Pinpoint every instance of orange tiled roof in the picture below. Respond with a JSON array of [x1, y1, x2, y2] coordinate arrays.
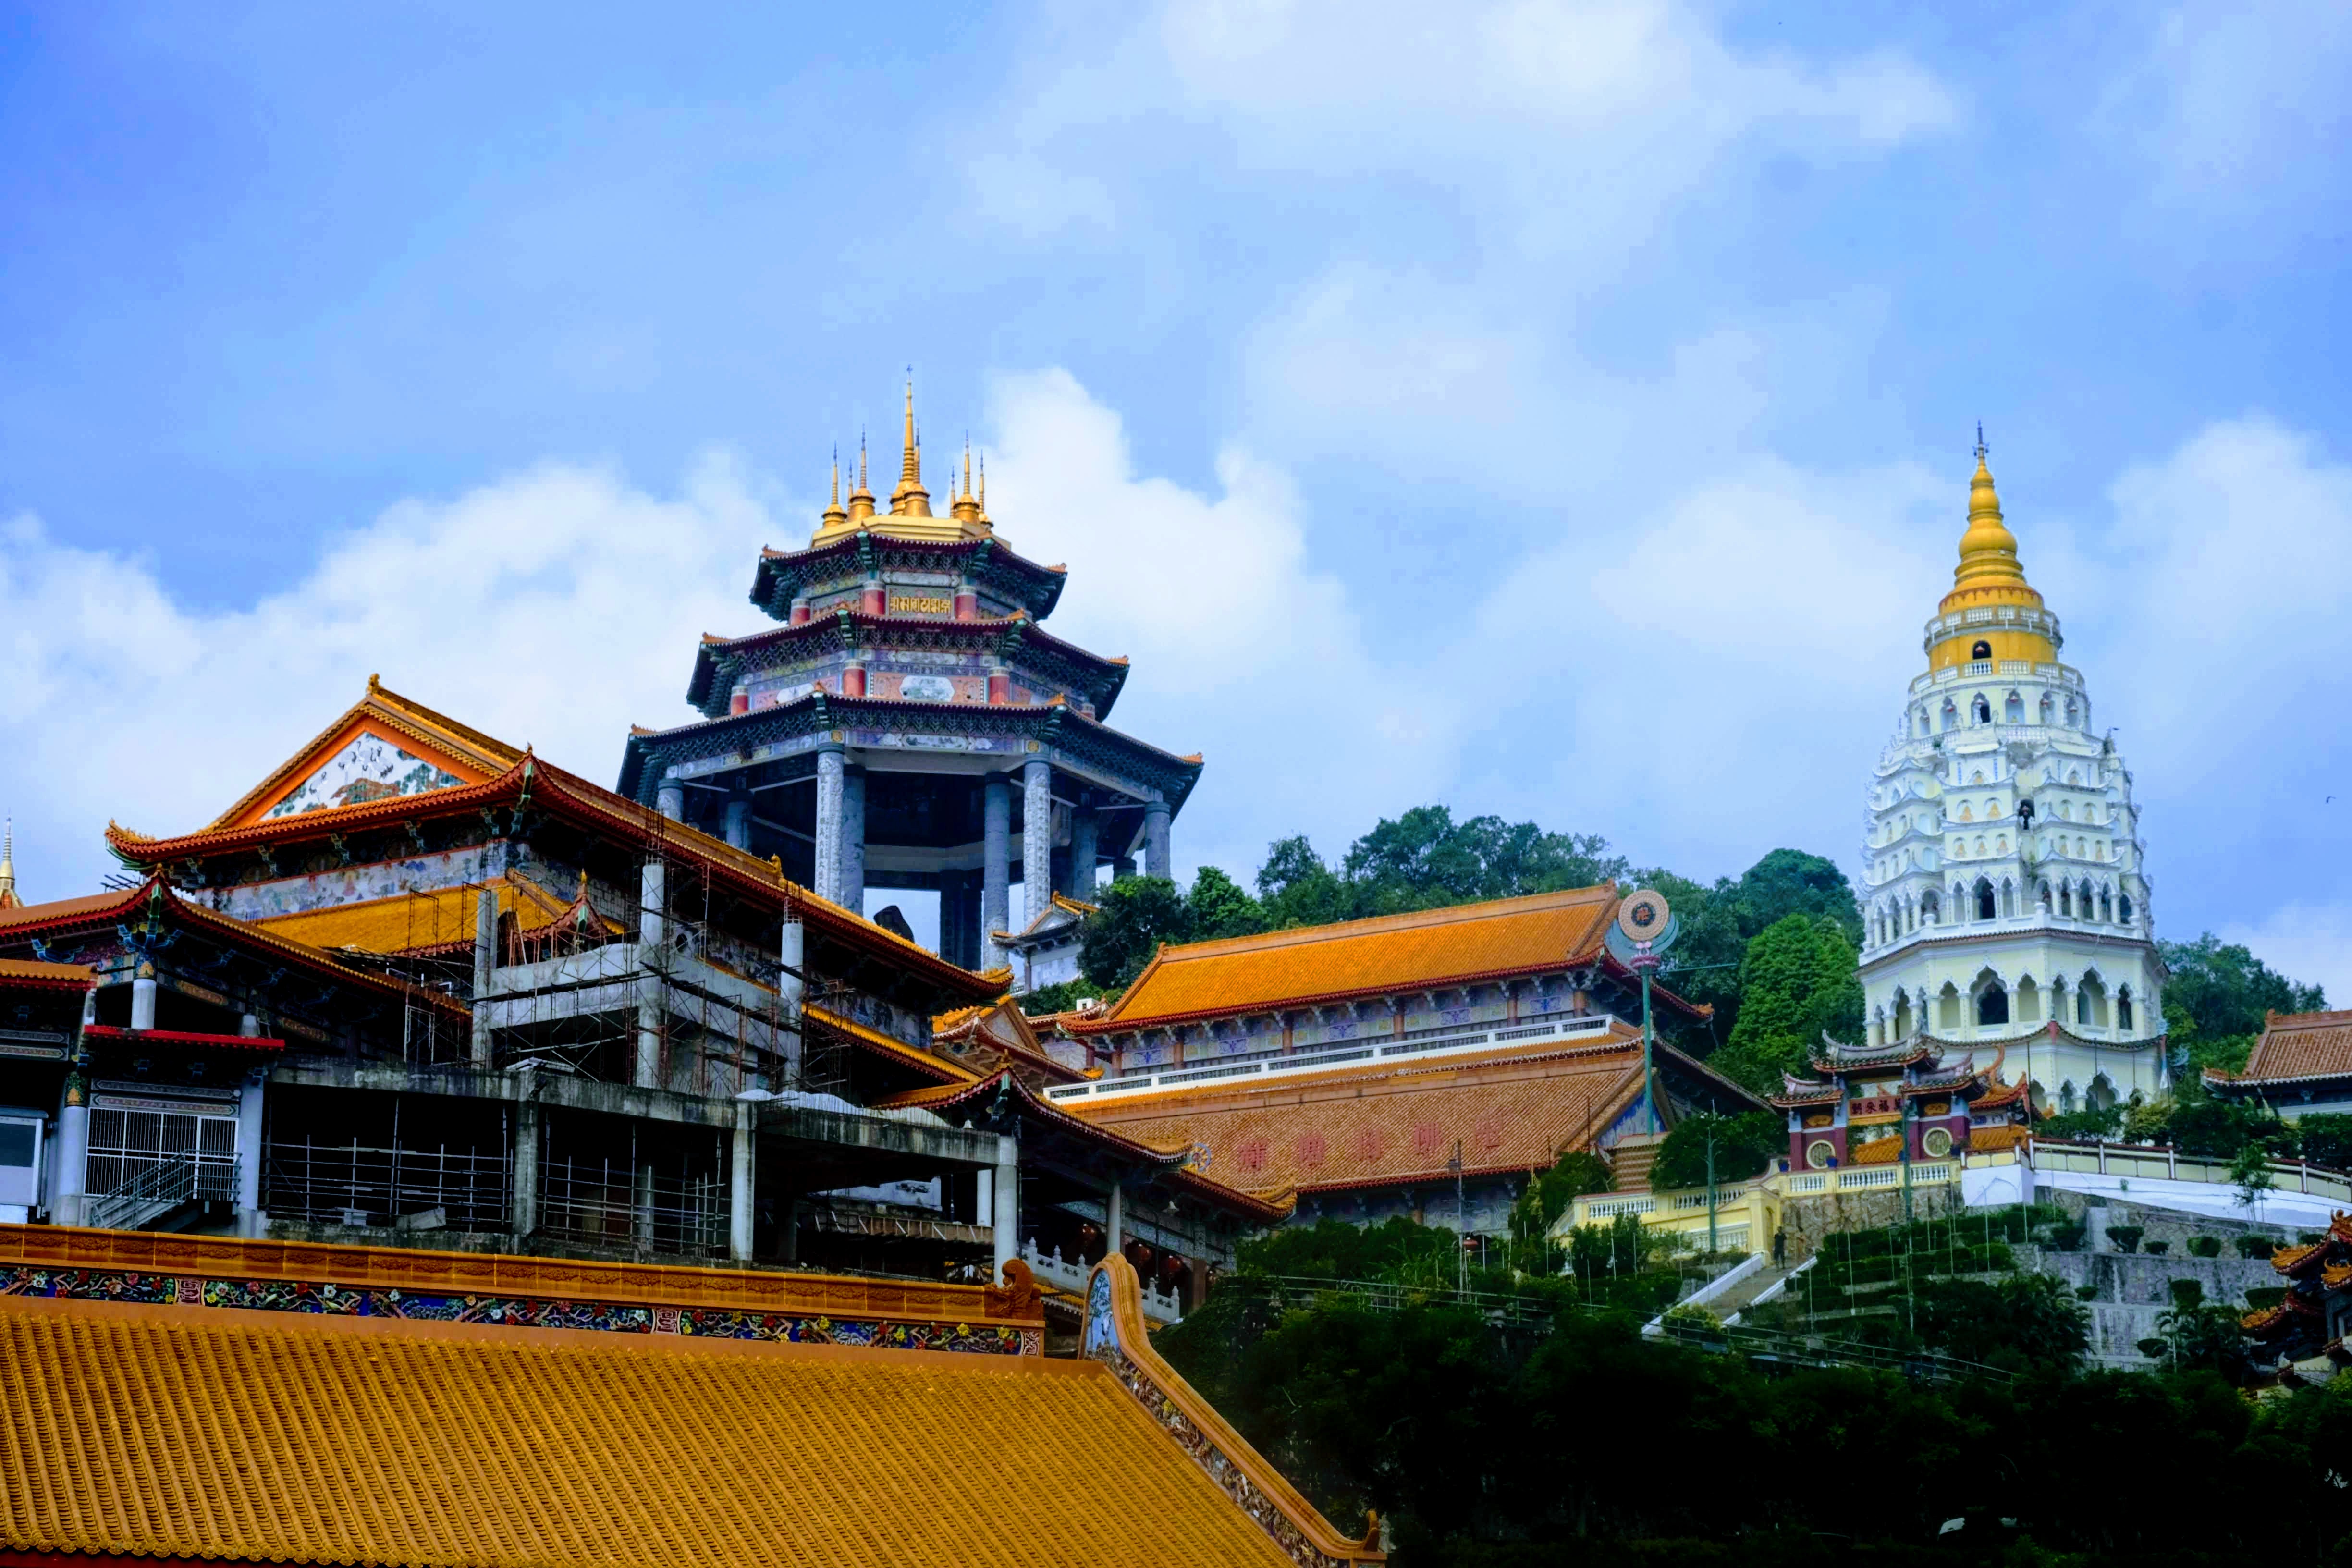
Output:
[[1074, 887, 1629, 1032], [0, 1293, 1296, 1568], [256, 873, 617, 956], [1967, 1124, 2027, 1152], [805, 1004, 978, 1085], [205, 675, 527, 831], [2229, 1008, 2352, 1086], [1067, 1034, 1647, 1195], [0, 956, 94, 989]]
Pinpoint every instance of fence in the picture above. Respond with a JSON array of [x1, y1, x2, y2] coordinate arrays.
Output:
[[265, 1138, 511, 1231], [539, 1155, 725, 1258]]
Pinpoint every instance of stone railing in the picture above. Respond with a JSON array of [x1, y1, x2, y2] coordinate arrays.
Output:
[[1022, 1237, 1183, 1323]]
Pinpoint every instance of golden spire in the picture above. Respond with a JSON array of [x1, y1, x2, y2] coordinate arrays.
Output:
[[846, 432, 875, 521], [0, 815, 18, 910], [821, 445, 847, 528], [978, 453, 987, 521], [951, 436, 982, 523], [889, 378, 931, 517], [1951, 426, 2028, 593]]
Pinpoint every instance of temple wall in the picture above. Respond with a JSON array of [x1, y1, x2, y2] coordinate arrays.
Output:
[[204, 843, 513, 921]]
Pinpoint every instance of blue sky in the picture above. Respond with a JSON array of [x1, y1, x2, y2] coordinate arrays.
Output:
[[3, 1, 2348, 994]]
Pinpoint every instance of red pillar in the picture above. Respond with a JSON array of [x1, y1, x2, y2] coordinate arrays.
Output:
[[861, 580, 886, 616], [843, 664, 867, 698], [789, 597, 810, 626]]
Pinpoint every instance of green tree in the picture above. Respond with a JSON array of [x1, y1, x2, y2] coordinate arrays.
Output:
[[1634, 850, 1864, 1050], [1729, 847, 1864, 946], [1185, 864, 1267, 941], [1649, 1110, 1782, 1191], [1254, 833, 1356, 928], [1707, 914, 1864, 1096], [1076, 875, 1189, 991], [1917, 1272, 2088, 1373], [2160, 931, 2327, 1071]]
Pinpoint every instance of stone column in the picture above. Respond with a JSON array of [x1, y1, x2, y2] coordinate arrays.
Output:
[[729, 1099, 756, 1263], [841, 768, 867, 915], [1068, 803, 1098, 901], [130, 963, 158, 1031], [656, 773, 686, 821], [723, 790, 752, 851], [992, 1132, 1020, 1280], [52, 1072, 88, 1227], [636, 856, 667, 1090], [471, 887, 497, 1067], [1106, 1177, 1124, 1259], [510, 1097, 541, 1239], [1113, 855, 1136, 882], [235, 1071, 266, 1237], [813, 745, 845, 904], [982, 774, 1011, 968], [778, 919, 805, 1087], [1023, 759, 1053, 928], [1143, 800, 1172, 882]]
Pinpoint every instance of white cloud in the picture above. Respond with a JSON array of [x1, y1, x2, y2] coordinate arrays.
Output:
[[0, 458, 760, 901], [2219, 905, 2352, 1014], [2101, 0, 2352, 201]]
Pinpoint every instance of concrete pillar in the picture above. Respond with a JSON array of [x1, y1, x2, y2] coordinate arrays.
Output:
[[1023, 759, 1053, 928], [841, 769, 867, 915], [638, 857, 666, 950], [723, 791, 752, 851], [1144, 800, 1172, 882], [656, 773, 686, 821], [982, 775, 1011, 969], [730, 1100, 756, 1263], [130, 965, 158, 1031], [779, 919, 805, 1087], [235, 1072, 266, 1237], [509, 1095, 542, 1240], [239, 1012, 260, 1038], [1106, 1178, 1124, 1259], [1068, 804, 1098, 901], [52, 1074, 87, 1227], [471, 887, 497, 1067], [813, 745, 845, 904], [992, 1133, 1019, 1280], [635, 977, 664, 1091], [1113, 855, 1136, 882], [634, 1161, 656, 1252]]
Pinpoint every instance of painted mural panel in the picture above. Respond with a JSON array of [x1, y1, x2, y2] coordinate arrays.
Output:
[[266, 732, 464, 819]]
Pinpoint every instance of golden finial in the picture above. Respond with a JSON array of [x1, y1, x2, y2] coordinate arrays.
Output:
[[951, 436, 983, 525], [846, 431, 875, 521], [1952, 426, 2027, 592], [978, 453, 987, 519], [890, 375, 932, 517], [820, 444, 848, 529]]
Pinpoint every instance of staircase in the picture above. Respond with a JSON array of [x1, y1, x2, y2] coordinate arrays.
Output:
[[83, 1156, 236, 1233], [1606, 1135, 1664, 1193]]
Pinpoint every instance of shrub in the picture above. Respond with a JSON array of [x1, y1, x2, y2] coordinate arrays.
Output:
[[2186, 1235, 2222, 1258], [2050, 1222, 2087, 1252], [2245, 1287, 2286, 1311], [2137, 1336, 2169, 1359], [2108, 1225, 2144, 1253], [2144, 1239, 2171, 1255], [2234, 1234, 2278, 1259], [2075, 1285, 2100, 1301]]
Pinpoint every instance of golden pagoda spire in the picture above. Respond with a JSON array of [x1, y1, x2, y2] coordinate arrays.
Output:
[[821, 445, 848, 529], [846, 432, 875, 521], [951, 436, 982, 524], [1951, 425, 2027, 593], [889, 377, 931, 517], [0, 815, 19, 910]]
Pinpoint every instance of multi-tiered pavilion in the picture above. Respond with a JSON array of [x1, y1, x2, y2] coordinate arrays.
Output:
[[619, 388, 1200, 972]]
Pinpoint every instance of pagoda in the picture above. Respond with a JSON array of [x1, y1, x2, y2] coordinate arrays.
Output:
[[619, 384, 1201, 972]]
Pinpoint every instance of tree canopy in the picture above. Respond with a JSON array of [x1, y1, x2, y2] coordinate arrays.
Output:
[[2159, 931, 2327, 1071], [1705, 914, 1865, 1096]]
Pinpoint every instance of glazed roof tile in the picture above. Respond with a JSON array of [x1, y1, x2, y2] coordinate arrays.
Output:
[[0, 1294, 1295, 1568], [1066, 1035, 1648, 1196], [0, 956, 95, 990], [1071, 887, 1666, 1033], [2224, 1009, 2352, 1087]]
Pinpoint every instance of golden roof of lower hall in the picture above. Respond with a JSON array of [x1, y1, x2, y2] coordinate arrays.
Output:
[[1072, 885, 1628, 1032], [2213, 1008, 2352, 1087], [0, 1293, 1295, 1568], [255, 873, 619, 956], [1068, 1030, 1646, 1195]]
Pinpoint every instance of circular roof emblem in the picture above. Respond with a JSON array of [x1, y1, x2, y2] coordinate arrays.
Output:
[[1617, 889, 1671, 943]]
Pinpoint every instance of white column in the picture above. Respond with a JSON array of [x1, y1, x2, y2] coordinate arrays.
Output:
[[982, 774, 1011, 969], [1023, 759, 1054, 928], [471, 886, 497, 1068], [779, 918, 806, 1088], [636, 856, 667, 1090], [723, 791, 752, 850], [510, 1096, 541, 1239], [730, 1099, 756, 1262], [1106, 1178, 1124, 1259], [235, 1072, 266, 1238], [52, 1075, 88, 1227], [656, 773, 686, 821], [992, 1133, 1019, 1280], [813, 746, 845, 904], [1143, 800, 1172, 882], [130, 964, 158, 1031], [841, 768, 867, 914]]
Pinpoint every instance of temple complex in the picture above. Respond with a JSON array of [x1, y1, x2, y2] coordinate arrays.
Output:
[[2205, 1008, 2352, 1120], [0, 677, 1271, 1307], [2245, 1212, 2352, 1367], [1855, 441, 2168, 1112], [618, 388, 1200, 973], [1767, 1038, 2032, 1171], [1039, 888, 1762, 1238]]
